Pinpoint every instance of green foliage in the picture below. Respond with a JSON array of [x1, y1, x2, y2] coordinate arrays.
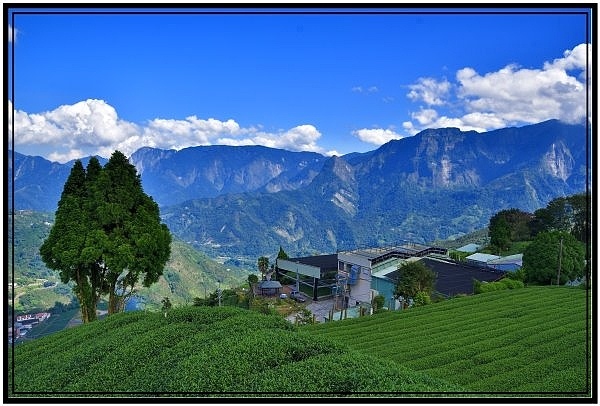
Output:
[[39, 153, 172, 321], [161, 297, 172, 311], [277, 246, 289, 260], [474, 278, 524, 294], [488, 214, 511, 253], [372, 294, 386, 312], [12, 212, 248, 314], [9, 306, 459, 395], [449, 250, 469, 261], [305, 287, 589, 393], [247, 274, 259, 284], [505, 267, 526, 282], [530, 194, 590, 241], [295, 308, 315, 325], [413, 291, 432, 306], [488, 209, 533, 254], [257, 256, 269, 278], [523, 231, 585, 285], [394, 260, 436, 301]]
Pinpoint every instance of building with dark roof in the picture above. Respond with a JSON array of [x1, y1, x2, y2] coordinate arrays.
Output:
[[256, 280, 282, 296], [276, 254, 338, 301], [371, 257, 506, 309]]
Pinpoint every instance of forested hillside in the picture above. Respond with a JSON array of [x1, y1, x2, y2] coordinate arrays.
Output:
[[8, 211, 248, 315]]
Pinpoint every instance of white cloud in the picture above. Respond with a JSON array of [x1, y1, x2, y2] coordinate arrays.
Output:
[[353, 128, 403, 145], [11, 99, 140, 161], [403, 43, 591, 135], [407, 77, 451, 106], [411, 108, 439, 126], [352, 85, 379, 94], [10, 99, 330, 162]]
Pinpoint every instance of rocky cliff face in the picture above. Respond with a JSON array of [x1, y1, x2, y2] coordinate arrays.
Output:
[[128, 145, 326, 206]]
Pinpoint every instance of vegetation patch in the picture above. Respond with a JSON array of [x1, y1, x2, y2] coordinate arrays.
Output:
[[304, 287, 590, 395], [9, 306, 460, 397]]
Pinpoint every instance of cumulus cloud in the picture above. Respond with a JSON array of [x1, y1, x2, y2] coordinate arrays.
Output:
[[403, 43, 590, 135], [407, 77, 451, 106], [353, 128, 404, 145], [10, 99, 331, 162]]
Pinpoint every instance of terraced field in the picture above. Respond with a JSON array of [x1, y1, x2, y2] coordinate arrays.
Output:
[[304, 287, 591, 395]]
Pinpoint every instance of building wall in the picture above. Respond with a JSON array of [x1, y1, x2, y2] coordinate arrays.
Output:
[[371, 277, 398, 310], [338, 258, 372, 307]]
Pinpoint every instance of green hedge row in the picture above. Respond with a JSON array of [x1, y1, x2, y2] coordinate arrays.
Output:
[[473, 278, 524, 294], [9, 306, 459, 396], [305, 287, 589, 393]]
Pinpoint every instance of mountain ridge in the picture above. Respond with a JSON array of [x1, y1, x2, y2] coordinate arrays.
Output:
[[9, 119, 589, 263]]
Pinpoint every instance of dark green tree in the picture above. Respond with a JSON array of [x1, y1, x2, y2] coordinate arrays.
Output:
[[41, 152, 172, 320], [277, 246, 289, 260], [247, 273, 259, 296], [393, 261, 436, 303], [568, 193, 591, 243], [372, 294, 386, 313], [40, 160, 99, 323], [161, 297, 172, 317], [489, 215, 511, 253], [522, 231, 585, 285], [529, 194, 590, 239], [93, 151, 171, 314]]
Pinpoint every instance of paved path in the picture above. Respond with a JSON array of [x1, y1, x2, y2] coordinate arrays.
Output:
[[285, 297, 339, 323]]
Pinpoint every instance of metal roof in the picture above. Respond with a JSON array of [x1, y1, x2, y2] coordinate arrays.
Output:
[[465, 253, 500, 263], [487, 254, 523, 265], [258, 280, 282, 289], [456, 243, 481, 253], [286, 254, 338, 271]]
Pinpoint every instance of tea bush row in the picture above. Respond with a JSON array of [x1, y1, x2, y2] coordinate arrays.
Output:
[[304, 287, 588, 393], [10, 306, 460, 395]]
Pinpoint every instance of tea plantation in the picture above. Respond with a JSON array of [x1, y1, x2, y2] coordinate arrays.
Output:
[[7, 286, 591, 399], [8, 306, 459, 397], [304, 286, 591, 395]]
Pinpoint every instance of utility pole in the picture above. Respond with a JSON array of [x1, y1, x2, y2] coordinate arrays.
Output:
[[557, 236, 563, 286], [217, 278, 222, 307]]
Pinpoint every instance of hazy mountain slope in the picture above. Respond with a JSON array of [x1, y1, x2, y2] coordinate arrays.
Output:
[[8, 210, 248, 314], [8, 153, 108, 212], [9, 119, 589, 262], [162, 120, 588, 259], [129, 145, 326, 206]]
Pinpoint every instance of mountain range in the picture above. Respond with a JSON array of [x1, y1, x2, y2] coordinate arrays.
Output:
[[9, 119, 589, 264]]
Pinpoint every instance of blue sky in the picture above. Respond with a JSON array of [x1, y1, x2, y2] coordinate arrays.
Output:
[[7, 6, 592, 162]]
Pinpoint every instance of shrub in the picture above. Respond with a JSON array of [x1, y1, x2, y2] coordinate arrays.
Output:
[[474, 278, 524, 294], [413, 291, 432, 307]]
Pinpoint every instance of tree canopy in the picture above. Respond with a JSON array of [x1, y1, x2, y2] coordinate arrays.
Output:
[[393, 261, 436, 302], [257, 256, 269, 279], [522, 231, 585, 285], [488, 208, 533, 253], [529, 194, 590, 244], [40, 151, 172, 322]]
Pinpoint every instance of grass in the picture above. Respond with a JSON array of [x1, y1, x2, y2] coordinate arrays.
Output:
[[303, 286, 590, 395]]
